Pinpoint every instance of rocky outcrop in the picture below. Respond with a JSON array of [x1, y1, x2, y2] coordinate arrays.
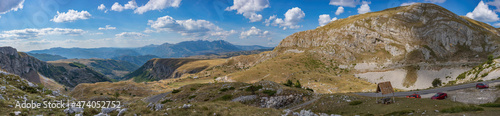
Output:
[[0, 47, 110, 87], [275, 3, 500, 64], [260, 94, 303, 109]]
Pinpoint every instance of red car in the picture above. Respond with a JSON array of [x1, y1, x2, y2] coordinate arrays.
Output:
[[431, 92, 447, 100], [406, 94, 421, 98], [476, 83, 489, 89]]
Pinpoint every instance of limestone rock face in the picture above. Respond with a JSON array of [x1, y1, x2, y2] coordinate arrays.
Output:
[[275, 3, 500, 64]]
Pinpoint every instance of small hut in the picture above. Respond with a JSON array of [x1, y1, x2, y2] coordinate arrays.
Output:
[[376, 81, 395, 104]]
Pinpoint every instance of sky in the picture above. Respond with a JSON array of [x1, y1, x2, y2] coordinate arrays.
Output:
[[0, 0, 498, 51]]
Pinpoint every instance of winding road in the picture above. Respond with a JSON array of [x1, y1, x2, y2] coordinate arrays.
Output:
[[355, 79, 500, 97]]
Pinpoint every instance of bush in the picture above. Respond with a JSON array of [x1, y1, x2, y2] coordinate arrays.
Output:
[[306, 88, 314, 92], [294, 80, 302, 88], [219, 88, 229, 92], [188, 95, 196, 99], [229, 87, 235, 90], [441, 106, 484, 113], [245, 85, 263, 94], [481, 73, 488, 77], [487, 55, 494, 64], [479, 103, 500, 107], [432, 78, 442, 87], [283, 79, 293, 87], [349, 101, 363, 105], [190, 88, 196, 91], [262, 90, 276, 96], [161, 99, 172, 104], [172, 89, 181, 93], [457, 72, 467, 80], [219, 95, 233, 101], [384, 110, 414, 116]]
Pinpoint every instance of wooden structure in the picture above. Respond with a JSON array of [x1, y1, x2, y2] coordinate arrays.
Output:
[[375, 81, 395, 104]]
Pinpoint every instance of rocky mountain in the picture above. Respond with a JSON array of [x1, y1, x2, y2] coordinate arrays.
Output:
[[27, 53, 67, 61], [0, 47, 110, 87], [29, 40, 272, 59]]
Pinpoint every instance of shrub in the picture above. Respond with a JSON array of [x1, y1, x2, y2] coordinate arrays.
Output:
[[441, 106, 484, 113], [172, 89, 181, 93], [479, 103, 500, 107], [294, 80, 302, 88], [487, 55, 494, 64], [219, 88, 229, 92], [457, 72, 467, 80], [349, 101, 363, 105], [219, 95, 233, 101], [284, 79, 293, 87], [306, 88, 314, 92], [481, 73, 488, 77], [245, 85, 263, 94], [432, 78, 442, 87], [384, 110, 414, 116], [188, 95, 196, 99], [229, 87, 235, 90], [263, 90, 276, 96], [161, 99, 172, 104], [190, 88, 196, 91]]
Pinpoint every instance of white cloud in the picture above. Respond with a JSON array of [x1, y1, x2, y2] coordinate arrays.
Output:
[[425, 0, 446, 3], [493, 23, 500, 27], [400, 2, 416, 6], [264, 15, 276, 26], [266, 7, 305, 30], [115, 32, 148, 38], [0, 28, 86, 39], [240, 26, 269, 39], [318, 14, 337, 26], [98, 25, 116, 30], [51, 10, 91, 23], [335, 6, 344, 15], [148, 15, 232, 37], [0, 0, 24, 16], [98, 4, 106, 10], [329, 0, 360, 7], [466, 1, 499, 22], [134, 0, 182, 14], [111, 0, 137, 12], [488, 0, 500, 12], [225, 0, 270, 22], [357, 1, 371, 14], [211, 30, 237, 38]]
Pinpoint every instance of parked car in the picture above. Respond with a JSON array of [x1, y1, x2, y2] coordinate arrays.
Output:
[[431, 92, 447, 100], [476, 83, 489, 89], [406, 94, 421, 98]]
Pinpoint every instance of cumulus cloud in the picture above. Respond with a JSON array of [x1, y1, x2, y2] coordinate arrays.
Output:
[[0, 28, 86, 39], [240, 26, 269, 39], [400, 2, 416, 6], [111, 0, 137, 12], [0, 0, 24, 17], [265, 7, 305, 30], [329, 0, 360, 7], [425, 0, 446, 3], [98, 4, 106, 10], [335, 6, 344, 15], [134, 0, 182, 14], [115, 32, 148, 38], [225, 0, 270, 22], [466, 1, 499, 22], [488, 0, 500, 12], [51, 10, 91, 23], [318, 14, 337, 26], [147, 15, 233, 37], [357, 1, 371, 14], [98, 25, 116, 30]]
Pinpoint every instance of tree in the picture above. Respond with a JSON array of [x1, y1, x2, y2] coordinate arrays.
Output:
[[284, 79, 293, 87], [294, 80, 302, 88], [432, 78, 442, 87], [487, 55, 494, 64]]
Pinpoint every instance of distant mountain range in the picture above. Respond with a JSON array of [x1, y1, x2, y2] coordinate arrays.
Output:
[[28, 40, 272, 59]]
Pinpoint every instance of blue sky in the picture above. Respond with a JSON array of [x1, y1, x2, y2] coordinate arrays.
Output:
[[0, 0, 498, 51]]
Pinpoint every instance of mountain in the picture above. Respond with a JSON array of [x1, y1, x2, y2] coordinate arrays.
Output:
[[27, 53, 67, 61], [28, 40, 273, 59], [123, 58, 202, 82], [111, 55, 159, 66], [0, 47, 111, 87], [48, 59, 139, 80]]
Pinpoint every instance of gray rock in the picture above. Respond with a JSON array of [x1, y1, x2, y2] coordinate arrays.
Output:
[[232, 95, 257, 102], [63, 107, 84, 114], [182, 104, 192, 109], [101, 108, 117, 114], [117, 108, 127, 116], [260, 94, 303, 108], [0, 94, 4, 100]]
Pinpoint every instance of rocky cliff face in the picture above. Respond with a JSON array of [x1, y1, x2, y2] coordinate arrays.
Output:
[[276, 3, 500, 64], [0, 47, 110, 87]]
